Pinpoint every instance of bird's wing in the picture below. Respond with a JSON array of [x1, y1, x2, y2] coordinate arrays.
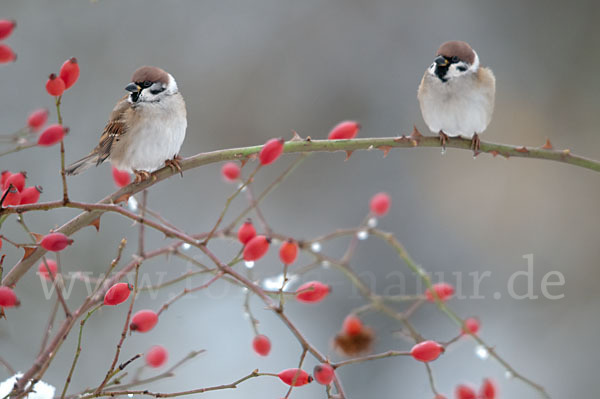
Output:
[[95, 95, 131, 165]]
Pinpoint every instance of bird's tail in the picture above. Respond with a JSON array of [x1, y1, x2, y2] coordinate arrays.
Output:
[[65, 153, 99, 176]]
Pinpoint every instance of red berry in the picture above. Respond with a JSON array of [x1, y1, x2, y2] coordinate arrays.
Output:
[[112, 167, 131, 187], [279, 240, 298, 265], [38, 124, 67, 146], [259, 138, 284, 165], [130, 309, 158, 332], [237, 220, 256, 245], [252, 334, 271, 356], [369, 192, 391, 216], [59, 57, 79, 90], [37, 259, 58, 281], [1, 186, 21, 207], [425, 282, 455, 302], [40, 232, 73, 252], [342, 315, 363, 336], [0, 44, 16, 63], [27, 109, 49, 131], [0, 286, 18, 307], [328, 120, 361, 140], [4, 172, 25, 192], [145, 345, 168, 368], [295, 281, 330, 303], [313, 364, 334, 385], [20, 186, 42, 205], [221, 162, 240, 182], [455, 385, 477, 399], [410, 340, 444, 362], [479, 379, 497, 399], [243, 235, 270, 261], [462, 317, 480, 335], [0, 20, 16, 40], [104, 282, 132, 306], [1, 171, 11, 188], [45, 74, 65, 97], [277, 369, 313, 386]]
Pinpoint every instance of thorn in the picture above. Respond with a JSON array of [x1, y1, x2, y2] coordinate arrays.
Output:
[[240, 158, 248, 168], [114, 193, 130, 204], [290, 130, 302, 141], [377, 145, 392, 158], [515, 146, 529, 153], [542, 138, 553, 150], [409, 125, 423, 140], [30, 233, 44, 243], [490, 150, 499, 157], [345, 150, 353, 161], [89, 217, 101, 232], [22, 246, 36, 260]]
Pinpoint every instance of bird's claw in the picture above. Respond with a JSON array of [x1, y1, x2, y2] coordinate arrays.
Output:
[[165, 156, 183, 177]]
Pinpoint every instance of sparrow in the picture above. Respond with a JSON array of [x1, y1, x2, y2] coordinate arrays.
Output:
[[65, 66, 187, 182], [417, 41, 495, 153]]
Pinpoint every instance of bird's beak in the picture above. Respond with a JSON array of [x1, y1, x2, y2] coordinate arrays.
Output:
[[434, 56, 449, 67], [125, 82, 141, 93]]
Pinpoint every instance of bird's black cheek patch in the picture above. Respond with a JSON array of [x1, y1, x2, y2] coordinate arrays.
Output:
[[130, 92, 140, 102], [435, 65, 449, 82]]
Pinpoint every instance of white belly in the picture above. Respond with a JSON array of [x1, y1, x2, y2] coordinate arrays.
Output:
[[418, 73, 494, 138], [110, 95, 187, 173]]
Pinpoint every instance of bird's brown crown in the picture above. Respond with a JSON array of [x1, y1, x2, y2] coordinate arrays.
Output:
[[131, 66, 169, 85], [436, 41, 475, 64]]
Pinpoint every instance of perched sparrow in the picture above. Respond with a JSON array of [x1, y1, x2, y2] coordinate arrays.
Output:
[[417, 41, 495, 152], [65, 66, 187, 182]]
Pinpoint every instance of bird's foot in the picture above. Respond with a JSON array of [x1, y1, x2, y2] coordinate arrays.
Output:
[[133, 170, 154, 184], [470, 133, 481, 156], [439, 131, 449, 151], [165, 155, 183, 177]]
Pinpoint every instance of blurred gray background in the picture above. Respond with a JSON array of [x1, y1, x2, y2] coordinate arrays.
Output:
[[1, 0, 600, 397]]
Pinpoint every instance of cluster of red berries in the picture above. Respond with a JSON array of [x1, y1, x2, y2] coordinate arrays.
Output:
[[1, 171, 42, 207], [455, 378, 497, 399], [274, 364, 336, 387], [0, 19, 17, 63], [238, 220, 301, 266], [45, 57, 79, 97]]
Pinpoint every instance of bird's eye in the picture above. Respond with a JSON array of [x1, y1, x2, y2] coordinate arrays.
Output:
[[451, 56, 459, 63], [457, 65, 467, 72], [142, 81, 152, 88]]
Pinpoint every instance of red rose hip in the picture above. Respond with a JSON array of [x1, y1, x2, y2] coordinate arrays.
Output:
[[0, 286, 18, 307], [40, 232, 73, 252], [104, 282, 132, 306], [410, 340, 444, 362], [277, 368, 312, 386], [252, 334, 271, 356], [342, 315, 363, 336], [462, 317, 480, 335], [237, 220, 256, 245], [370, 192, 391, 216], [1, 186, 21, 207], [295, 281, 330, 303], [313, 363, 334, 385], [111, 167, 131, 187], [425, 282, 455, 302], [328, 120, 361, 140], [221, 162, 240, 182], [243, 235, 270, 261], [20, 186, 42, 205], [4, 172, 25, 192], [37, 259, 58, 281], [259, 138, 284, 165], [0, 20, 16, 40], [130, 310, 158, 332], [46, 74, 65, 96], [0, 44, 16, 63], [59, 57, 79, 90], [455, 384, 477, 399], [479, 378, 497, 399], [145, 345, 168, 367], [27, 109, 49, 131], [279, 240, 298, 265], [38, 124, 67, 146]]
